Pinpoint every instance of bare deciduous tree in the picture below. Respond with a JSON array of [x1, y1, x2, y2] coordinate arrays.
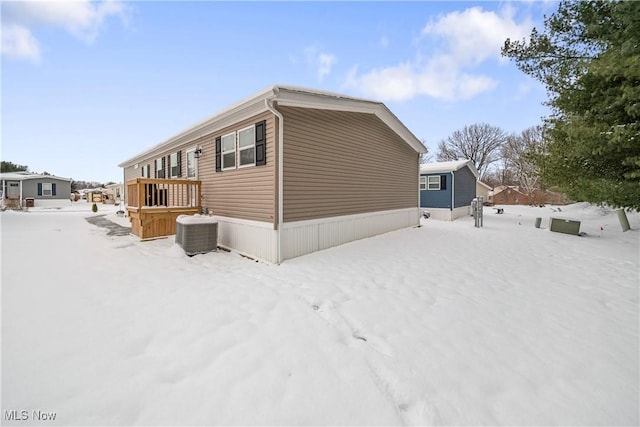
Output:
[[419, 139, 434, 164], [502, 126, 544, 204], [436, 123, 507, 178]]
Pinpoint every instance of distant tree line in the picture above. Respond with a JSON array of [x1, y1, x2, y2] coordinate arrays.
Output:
[[1, 161, 29, 173], [431, 122, 545, 201]]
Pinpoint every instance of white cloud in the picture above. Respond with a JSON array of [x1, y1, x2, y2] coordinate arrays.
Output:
[[1, 24, 41, 62], [305, 47, 337, 82], [1, 0, 128, 61], [317, 53, 336, 82], [343, 6, 532, 102], [422, 5, 531, 65]]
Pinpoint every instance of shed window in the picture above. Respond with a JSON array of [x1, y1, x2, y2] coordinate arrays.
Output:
[[222, 132, 236, 170], [238, 125, 256, 167], [427, 176, 441, 190], [420, 176, 427, 190]]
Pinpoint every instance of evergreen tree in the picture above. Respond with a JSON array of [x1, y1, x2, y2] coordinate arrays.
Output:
[[1, 161, 28, 173], [503, 0, 640, 209]]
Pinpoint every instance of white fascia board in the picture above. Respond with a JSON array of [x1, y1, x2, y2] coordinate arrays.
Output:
[[119, 87, 276, 168], [374, 105, 426, 154], [275, 89, 426, 155], [274, 90, 376, 114], [0, 173, 72, 182]]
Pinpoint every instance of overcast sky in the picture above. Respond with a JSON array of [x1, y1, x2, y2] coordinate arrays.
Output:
[[1, 1, 556, 183]]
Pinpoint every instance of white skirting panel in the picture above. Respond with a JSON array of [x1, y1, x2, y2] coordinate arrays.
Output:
[[214, 216, 278, 263], [452, 205, 471, 220], [422, 205, 471, 221], [33, 199, 72, 208], [282, 207, 419, 261]]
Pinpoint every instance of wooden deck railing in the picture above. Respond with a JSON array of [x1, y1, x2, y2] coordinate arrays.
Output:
[[126, 178, 201, 209], [126, 178, 202, 240]]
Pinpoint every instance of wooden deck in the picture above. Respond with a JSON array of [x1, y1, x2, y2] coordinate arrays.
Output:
[[126, 178, 201, 240]]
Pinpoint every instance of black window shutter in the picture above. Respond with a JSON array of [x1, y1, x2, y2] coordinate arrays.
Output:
[[215, 136, 222, 172], [177, 151, 182, 177], [52, 183, 57, 196], [37, 183, 42, 196], [441, 175, 447, 190], [141, 165, 144, 177], [255, 120, 266, 166]]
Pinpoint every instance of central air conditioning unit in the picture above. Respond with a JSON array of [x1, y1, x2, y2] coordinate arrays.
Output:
[[175, 215, 218, 256]]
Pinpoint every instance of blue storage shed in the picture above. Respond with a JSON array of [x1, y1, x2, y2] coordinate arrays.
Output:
[[420, 160, 479, 221]]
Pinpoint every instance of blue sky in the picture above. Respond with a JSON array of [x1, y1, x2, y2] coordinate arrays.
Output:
[[2, 1, 556, 183]]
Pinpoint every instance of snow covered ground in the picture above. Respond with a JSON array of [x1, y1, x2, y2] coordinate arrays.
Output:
[[2, 202, 638, 426]]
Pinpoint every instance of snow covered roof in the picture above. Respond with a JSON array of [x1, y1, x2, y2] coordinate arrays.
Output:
[[477, 180, 492, 190], [420, 160, 479, 178], [0, 172, 71, 182], [493, 185, 525, 196], [119, 85, 426, 167]]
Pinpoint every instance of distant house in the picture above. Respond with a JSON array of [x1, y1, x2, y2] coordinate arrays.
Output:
[[419, 160, 479, 220], [0, 172, 71, 209], [105, 183, 124, 204], [476, 180, 492, 203], [119, 85, 427, 263], [492, 186, 531, 205], [492, 185, 570, 206]]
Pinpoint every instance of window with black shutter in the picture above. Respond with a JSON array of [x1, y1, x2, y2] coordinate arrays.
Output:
[[255, 120, 266, 166], [215, 136, 222, 172]]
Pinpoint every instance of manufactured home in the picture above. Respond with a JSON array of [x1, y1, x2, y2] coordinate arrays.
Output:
[[0, 172, 71, 209], [118, 85, 427, 263], [419, 160, 479, 221]]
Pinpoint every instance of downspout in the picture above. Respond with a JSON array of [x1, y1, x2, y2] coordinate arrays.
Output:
[[265, 97, 284, 264]]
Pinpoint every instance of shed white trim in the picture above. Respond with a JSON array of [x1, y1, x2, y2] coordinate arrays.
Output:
[[420, 160, 479, 178]]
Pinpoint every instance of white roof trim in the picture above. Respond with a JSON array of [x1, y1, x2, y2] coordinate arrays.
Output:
[[420, 160, 479, 178], [477, 180, 492, 190], [119, 85, 426, 167], [0, 172, 71, 182]]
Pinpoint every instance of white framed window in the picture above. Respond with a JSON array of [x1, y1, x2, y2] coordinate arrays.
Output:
[[186, 148, 197, 179], [141, 164, 150, 178], [221, 132, 236, 170], [42, 183, 52, 196], [169, 152, 180, 178], [427, 176, 441, 190], [238, 125, 256, 167], [155, 158, 165, 178], [419, 176, 427, 191]]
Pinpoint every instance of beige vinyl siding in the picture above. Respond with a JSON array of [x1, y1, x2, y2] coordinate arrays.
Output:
[[123, 164, 139, 185], [198, 111, 277, 225], [281, 106, 419, 222], [123, 142, 197, 183], [122, 112, 276, 225]]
